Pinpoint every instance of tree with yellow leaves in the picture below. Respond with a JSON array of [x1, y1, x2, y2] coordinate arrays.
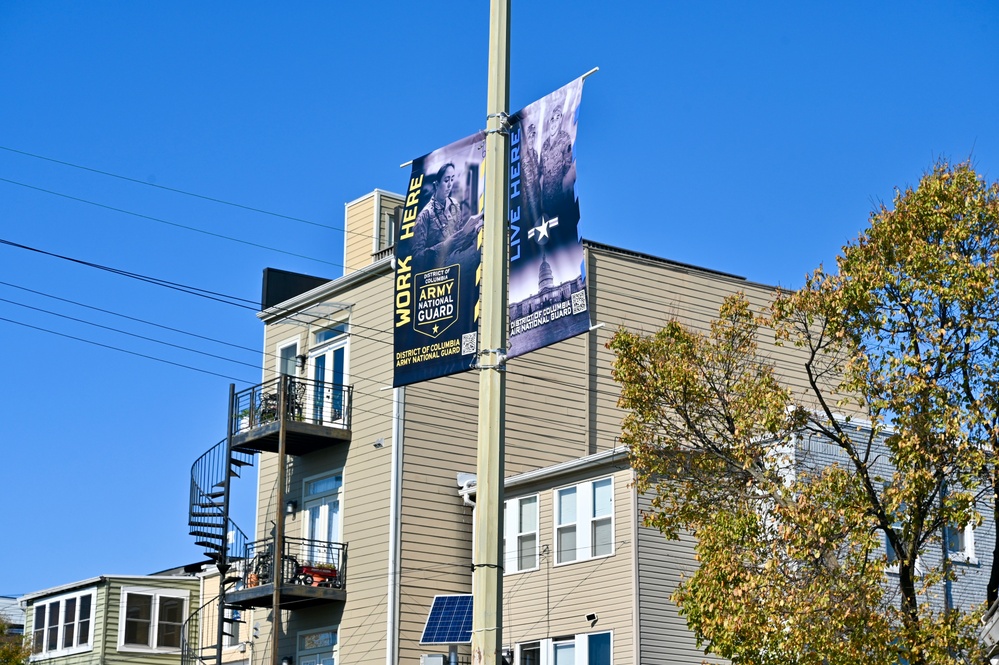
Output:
[[610, 161, 999, 664]]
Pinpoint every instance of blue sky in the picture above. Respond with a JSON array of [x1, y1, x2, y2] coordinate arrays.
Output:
[[1, 1, 997, 596]]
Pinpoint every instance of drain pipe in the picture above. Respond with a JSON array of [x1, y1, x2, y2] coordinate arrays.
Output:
[[386, 386, 405, 665]]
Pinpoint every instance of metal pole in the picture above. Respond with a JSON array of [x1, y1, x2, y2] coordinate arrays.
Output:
[[217, 383, 237, 665], [272, 376, 288, 663], [471, 1, 510, 664]]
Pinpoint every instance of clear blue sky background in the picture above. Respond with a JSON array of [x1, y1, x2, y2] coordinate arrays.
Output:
[[1, 1, 997, 596]]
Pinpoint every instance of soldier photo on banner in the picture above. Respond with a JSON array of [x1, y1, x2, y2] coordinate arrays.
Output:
[[393, 132, 485, 387], [507, 77, 589, 358]]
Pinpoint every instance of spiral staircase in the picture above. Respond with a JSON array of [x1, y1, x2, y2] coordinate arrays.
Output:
[[181, 436, 255, 665]]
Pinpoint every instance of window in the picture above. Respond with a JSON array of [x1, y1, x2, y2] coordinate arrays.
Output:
[[504, 495, 538, 573], [946, 522, 977, 564], [278, 338, 299, 376], [303, 472, 344, 569], [314, 322, 349, 345], [309, 323, 348, 426], [516, 633, 611, 665], [555, 477, 614, 565], [31, 589, 94, 657], [297, 626, 338, 665], [118, 588, 189, 652]]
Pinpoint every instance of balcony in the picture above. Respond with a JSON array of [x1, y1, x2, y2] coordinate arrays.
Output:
[[231, 376, 352, 456], [226, 536, 347, 610]]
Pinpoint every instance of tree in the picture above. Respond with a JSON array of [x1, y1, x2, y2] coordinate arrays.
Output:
[[0, 618, 29, 665], [610, 160, 999, 664]]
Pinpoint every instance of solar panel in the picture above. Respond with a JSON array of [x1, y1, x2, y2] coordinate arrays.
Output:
[[420, 594, 473, 644]]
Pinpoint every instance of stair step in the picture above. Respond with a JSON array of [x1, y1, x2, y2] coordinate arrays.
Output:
[[204, 490, 225, 499], [213, 480, 226, 489], [196, 502, 223, 510], [189, 520, 224, 528], [223, 576, 242, 586], [190, 510, 223, 517], [223, 617, 246, 625], [230, 458, 252, 467], [194, 539, 224, 548], [191, 530, 225, 540]]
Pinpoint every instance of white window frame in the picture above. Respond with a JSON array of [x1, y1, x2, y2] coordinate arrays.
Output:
[[946, 522, 977, 564], [276, 336, 300, 377], [504, 494, 539, 574], [554, 477, 614, 566], [117, 586, 189, 654], [307, 322, 350, 426], [30, 588, 96, 659], [297, 624, 338, 665], [514, 631, 612, 665]]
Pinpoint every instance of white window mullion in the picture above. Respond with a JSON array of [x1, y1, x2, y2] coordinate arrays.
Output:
[[578, 483, 593, 562], [504, 501, 515, 574]]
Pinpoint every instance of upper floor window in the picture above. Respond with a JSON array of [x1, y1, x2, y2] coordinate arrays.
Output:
[[314, 322, 349, 346], [118, 587, 188, 653], [31, 589, 94, 657], [556, 477, 614, 565], [505, 495, 539, 573], [946, 522, 977, 564], [278, 338, 299, 376]]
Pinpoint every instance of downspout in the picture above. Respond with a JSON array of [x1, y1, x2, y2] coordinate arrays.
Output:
[[99, 577, 109, 665], [386, 386, 405, 665]]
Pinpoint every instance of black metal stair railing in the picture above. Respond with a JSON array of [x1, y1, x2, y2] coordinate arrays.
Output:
[[189, 438, 254, 562], [231, 376, 352, 437], [180, 590, 245, 665], [240, 536, 347, 590]]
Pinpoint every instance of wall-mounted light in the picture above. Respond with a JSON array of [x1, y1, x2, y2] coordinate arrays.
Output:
[[296, 354, 307, 370], [285, 500, 298, 514], [585, 612, 598, 626], [281, 657, 294, 665], [373, 438, 384, 449]]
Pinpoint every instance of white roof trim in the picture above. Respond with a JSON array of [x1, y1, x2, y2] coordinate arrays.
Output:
[[459, 446, 629, 498], [344, 188, 404, 208], [258, 257, 393, 323], [19, 575, 197, 603]]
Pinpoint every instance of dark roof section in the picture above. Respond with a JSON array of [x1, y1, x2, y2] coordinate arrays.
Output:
[[262, 268, 332, 310], [584, 239, 746, 282]]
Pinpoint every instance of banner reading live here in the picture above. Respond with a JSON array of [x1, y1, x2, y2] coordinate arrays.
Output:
[[507, 77, 589, 358], [393, 132, 485, 387]]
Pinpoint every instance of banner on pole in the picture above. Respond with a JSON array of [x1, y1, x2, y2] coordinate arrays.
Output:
[[393, 132, 485, 387], [507, 77, 589, 358]]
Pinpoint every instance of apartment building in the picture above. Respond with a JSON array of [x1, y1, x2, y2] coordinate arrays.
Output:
[[186, 187, 993, 664], [183, 187, 827, 665]]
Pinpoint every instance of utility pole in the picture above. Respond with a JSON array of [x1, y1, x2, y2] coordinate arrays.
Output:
[[471, 1, 510, 664]]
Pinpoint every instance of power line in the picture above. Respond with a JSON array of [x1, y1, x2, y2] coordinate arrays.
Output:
[[0, 279, 262, 356], [0, 295, 263, 371], [0, 177, 345, 269], [0, 237, 394, 345], [0, 237, 257, 307], [0, 144, 377, 241], [0, 315, 253, 383]]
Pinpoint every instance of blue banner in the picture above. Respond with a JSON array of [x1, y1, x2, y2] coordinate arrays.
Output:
[[393, 133, 485, 387], [507, 77, 589, 358]]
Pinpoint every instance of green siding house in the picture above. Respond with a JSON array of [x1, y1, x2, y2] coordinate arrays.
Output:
[[20, 573, 199, 665]]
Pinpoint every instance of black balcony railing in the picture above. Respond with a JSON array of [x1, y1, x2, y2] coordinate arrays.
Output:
[[241, 536, 347, 591], [232, 376, 352, 436]]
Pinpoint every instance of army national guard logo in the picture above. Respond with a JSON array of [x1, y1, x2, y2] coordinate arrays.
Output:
[[413, 265, 459, 338]]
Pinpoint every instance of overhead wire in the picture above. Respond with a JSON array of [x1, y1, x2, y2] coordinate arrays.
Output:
[[0, 315, 252, 383], [0, 177, 345, 269], [0, 144, 375, 241], [0, 295, 263, 371]]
